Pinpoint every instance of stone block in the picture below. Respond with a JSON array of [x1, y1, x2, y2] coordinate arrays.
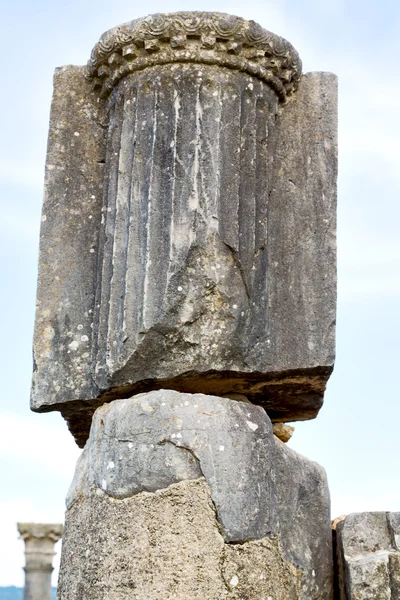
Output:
[[67, 390, 275, 543], [274, 438, 333, 599], [335, 512, 400, 599], [61, 389, 333, 599], [31, 13, 337, 447]]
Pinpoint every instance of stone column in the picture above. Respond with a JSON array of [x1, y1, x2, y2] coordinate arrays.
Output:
[[30, 10, 338, 600], [31, 11, 337, 448], [17, 523, 63, 600]]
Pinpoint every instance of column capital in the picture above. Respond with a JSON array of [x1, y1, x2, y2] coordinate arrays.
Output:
[[18, 523, 62, 599], [87, 11, 302, 101], [17, 523, 63, 543], [18, 523, 63, 573]]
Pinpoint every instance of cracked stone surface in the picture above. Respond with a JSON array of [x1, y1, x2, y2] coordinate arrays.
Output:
[[63, 390, 333, 599], [67, 390, 275, 543], [335, 512, 400, 599], [31, 25, 337, 447]]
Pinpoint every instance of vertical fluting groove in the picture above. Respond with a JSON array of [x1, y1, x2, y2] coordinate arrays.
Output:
[[214, 79, 222, 234], [210, 78, 222, 231], [122, 84, 139, 343], [91, 97, 116, 369], [124, 80, 156, 349], [95, 90, 125, 373], [254, 92, 269, 253], [248, 91, 272, 344], [142, 85, 158, 328], [238, 83, 257, 292], [218, 80, 241, 252], [147, 77, 176, 325], [198, 77, 222, 230], [167, 85, 180, 286], [192, 80, 201, 220], [166, 72, 198, 287], [105, 90, 126, 368], [235, 85, 242, 259], [108, 87, 138, 367]]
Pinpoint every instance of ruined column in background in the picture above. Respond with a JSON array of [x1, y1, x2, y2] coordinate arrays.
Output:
[[31, 11, 338, 600], [31, 12, 337, 448], [17, 523, 63, 600]]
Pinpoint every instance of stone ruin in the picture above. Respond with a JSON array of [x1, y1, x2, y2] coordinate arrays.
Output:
[[17, 523, 63, 600], [29, 10, 399, 599]]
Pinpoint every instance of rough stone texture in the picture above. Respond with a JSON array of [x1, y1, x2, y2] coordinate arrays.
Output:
[[31, 64, 106, 423], [31, 12, 337, 448], [60, 390, 333, 599], [274, 438, 333, 599], [273, 422, 294, 442], [17, 523, 63, 600], [67, 390, 275, 542], [59, 479, 302, 600], [335, 512, 400, 599]]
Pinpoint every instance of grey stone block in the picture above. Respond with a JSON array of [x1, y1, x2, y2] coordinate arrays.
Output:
[[31, 65, 106, 420], [31, 13, 337, 448], [65, 389, 333, 598], [274, 438, 333, 599], [335, 512, 400, 599], [68, 390, 275, 543]]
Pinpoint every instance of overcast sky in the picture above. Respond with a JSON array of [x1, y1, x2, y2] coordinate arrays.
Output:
[[1, 0, 399, 588]]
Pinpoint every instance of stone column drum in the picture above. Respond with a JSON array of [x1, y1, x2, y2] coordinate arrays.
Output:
[[17, 523, 63, 600], [58, 391, 334, 600], [31, 11, 337, 447]]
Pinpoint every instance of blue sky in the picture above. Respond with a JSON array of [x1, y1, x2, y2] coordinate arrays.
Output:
[[1, 0, 399, 587]]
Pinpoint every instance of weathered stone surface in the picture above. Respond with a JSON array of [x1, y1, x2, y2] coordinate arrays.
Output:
[[62, 390, 333, 599], [31, 12, 337, 448], [68, 390, 275, 542], [274, 438, 333, 599], [59, 478, 303, 600], [31, 64, 106, 426], [87, 12, 302, 101], [335, 512, 400, 599], [273, 422, 294, 442], [222, 537, 301, 599], [18, 523, 63, 600]]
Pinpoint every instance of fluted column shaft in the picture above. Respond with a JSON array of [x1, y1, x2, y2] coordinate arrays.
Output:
[[93, 64, 278, 389]]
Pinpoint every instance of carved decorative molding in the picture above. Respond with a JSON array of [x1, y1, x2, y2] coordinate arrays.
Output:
[[87, 12, 302, 101], [17, 523, 64, 542]]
